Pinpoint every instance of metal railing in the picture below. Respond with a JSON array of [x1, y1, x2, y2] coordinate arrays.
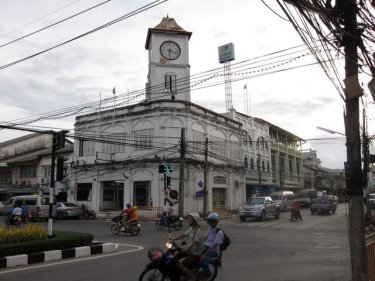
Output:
[[367, 232, 375, 281], [136, 206, 163, 221]]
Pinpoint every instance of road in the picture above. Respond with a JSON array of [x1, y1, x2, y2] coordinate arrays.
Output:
[[0, 204, 351, 281]]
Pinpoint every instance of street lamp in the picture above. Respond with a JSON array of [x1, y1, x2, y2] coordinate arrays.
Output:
[[317, 126, 346, 136]]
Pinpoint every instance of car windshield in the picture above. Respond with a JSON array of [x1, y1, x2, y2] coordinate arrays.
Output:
[[63, 203, 77, 207], [297, 193, 309, 198], [247, 198, 265, 205], [315, 197, 329, 204], [271, 195, 282, 201]]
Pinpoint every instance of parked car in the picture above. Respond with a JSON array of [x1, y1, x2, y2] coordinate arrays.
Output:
[[1, 195, 57, 220], [369, 194, 375, 209], [56, 202, 81, 219], [239, 196, 280, 222], [310, 196, 337, 215]]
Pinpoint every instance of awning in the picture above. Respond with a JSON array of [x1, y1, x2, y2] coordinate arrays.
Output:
[[6, 187, 37, 194], [2, 148, 51, 164]]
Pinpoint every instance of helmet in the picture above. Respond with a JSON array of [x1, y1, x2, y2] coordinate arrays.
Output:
[[126, 203, 132, 208], [132, 206, 138, 211], [207, 212, 219, 222], [188, 212, 201, 224]]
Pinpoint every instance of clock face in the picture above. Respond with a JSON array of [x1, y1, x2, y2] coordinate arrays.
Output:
[[160, 41, 181, 60]]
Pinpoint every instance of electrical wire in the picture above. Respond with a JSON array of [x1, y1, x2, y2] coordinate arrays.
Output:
[[0, 0, 168, 71]]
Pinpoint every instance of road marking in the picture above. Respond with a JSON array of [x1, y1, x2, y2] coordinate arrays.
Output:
[[0, 243, 144, 275]]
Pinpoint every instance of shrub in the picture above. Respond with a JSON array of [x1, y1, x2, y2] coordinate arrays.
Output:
[[0, 227, 94, 257], [0, 224, 47, 244]]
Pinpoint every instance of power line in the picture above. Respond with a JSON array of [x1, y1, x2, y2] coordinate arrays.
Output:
[[0, 0, 112, 49], [0, 0, 167, 71]]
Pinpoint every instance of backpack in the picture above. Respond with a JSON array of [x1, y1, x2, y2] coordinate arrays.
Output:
[[216, 228, 230, 252]]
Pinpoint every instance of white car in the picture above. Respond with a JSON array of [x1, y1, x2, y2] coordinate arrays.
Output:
[[369, 194, 375, 209]]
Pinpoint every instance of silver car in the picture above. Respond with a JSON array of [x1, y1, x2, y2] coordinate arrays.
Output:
[[56, 202, 81, 219]]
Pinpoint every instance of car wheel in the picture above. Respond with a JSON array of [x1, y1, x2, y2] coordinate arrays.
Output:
[[58, 212, 64, 220], [240, 216, 246, 222], [311, 210, 315, 215]]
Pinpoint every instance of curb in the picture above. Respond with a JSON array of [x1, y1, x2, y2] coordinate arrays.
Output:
[[0, 242, 117, 269]]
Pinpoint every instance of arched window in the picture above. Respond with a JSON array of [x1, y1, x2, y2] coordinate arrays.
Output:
[[250, 158, 254, 169], [244, 157, 248, 168]]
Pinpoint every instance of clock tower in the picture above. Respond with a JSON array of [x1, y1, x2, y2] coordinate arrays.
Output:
[[145, 16, 192, 102]]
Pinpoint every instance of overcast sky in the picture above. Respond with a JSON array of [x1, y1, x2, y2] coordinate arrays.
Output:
[[0, 0, 373, 169]]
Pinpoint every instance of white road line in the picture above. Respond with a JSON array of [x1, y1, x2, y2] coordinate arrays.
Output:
[[0, 243, 144, 275]]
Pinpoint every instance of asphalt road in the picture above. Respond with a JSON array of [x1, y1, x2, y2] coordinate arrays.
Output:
[[0, 204, 351, 281]]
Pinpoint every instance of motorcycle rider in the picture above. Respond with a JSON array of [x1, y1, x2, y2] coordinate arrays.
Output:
[[6, 204, 23, 225], [201, 212, 224, 280], [120, 202, 133, 227], [290, 200, 303, 221], [170, 212, 205, 281], [162, 202, 176, 225]]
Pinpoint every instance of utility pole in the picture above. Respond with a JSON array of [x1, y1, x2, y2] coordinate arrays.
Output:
[[48, 132, 57, 237], [178, 128, 185, 217], [203, 137, 208, 219], [341, 0, 367, 279], [363, 109, 371, 220], [258, 153, 262, 189]]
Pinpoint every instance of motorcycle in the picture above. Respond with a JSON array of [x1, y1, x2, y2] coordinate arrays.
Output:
[[139, 240, 220, 281], [6, 215, 22, 228], [21, 211, 33, 224], [290, 209, 303, 221], [81, 204, 96, 220], [155, 213, 183, 231], [111, 215, 141, 236]]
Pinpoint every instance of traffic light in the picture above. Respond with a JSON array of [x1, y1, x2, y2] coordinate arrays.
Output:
[[56, 156, 65, 181], [166, 176, 172, 190]]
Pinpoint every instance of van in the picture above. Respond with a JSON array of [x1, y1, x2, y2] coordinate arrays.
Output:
[[1, 195, 57, 220], [270, 191, 295, 212]]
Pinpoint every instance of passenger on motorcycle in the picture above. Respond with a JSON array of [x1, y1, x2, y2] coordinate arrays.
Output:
[[290, 200, 303, 221], [201, 212, 224, 279], [124, 205, 139, 229], [170, 212, 205, 281]]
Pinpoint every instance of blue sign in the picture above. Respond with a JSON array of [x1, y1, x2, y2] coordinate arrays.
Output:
[[197, 180, 204, 188], [196, 190, 204, 197]]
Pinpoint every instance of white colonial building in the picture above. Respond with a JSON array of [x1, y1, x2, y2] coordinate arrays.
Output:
[[70, 17, 283, 216]]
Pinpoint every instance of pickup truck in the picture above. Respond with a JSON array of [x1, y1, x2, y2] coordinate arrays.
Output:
[[239, 196, 281, 222]]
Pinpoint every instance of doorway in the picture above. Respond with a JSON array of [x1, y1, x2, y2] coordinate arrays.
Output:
[[212, 188, 226, 206], [133, 181, 151, 207]]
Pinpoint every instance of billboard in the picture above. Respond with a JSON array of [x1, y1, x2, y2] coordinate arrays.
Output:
[[218, 43, 235, 63]]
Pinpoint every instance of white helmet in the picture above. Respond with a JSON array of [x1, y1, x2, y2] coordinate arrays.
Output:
[[188, 212, 201, 224]]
